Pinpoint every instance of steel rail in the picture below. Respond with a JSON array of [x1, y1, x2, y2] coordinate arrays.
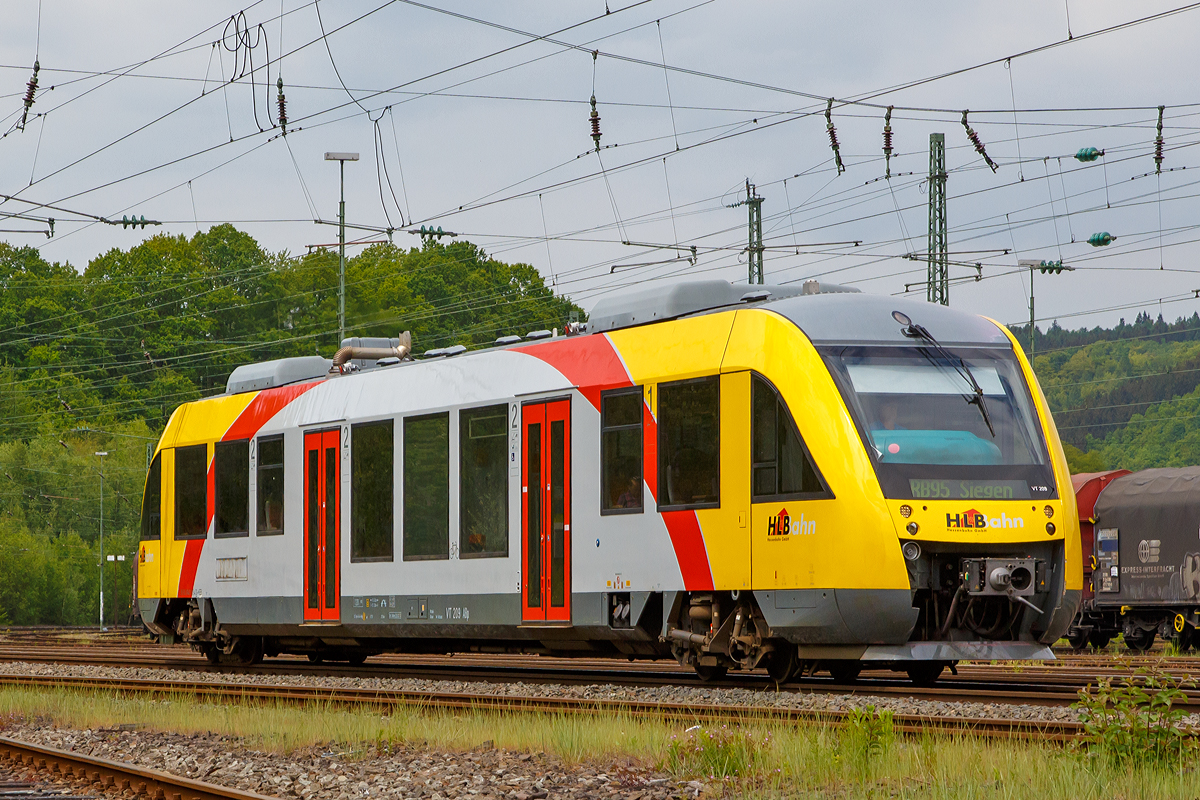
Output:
[[0, 671, 1086, 742], [0, 644, 1193, 709], [0, 735, 275, 800]]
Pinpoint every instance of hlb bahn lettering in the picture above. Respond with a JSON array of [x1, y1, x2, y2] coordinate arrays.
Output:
[[767, 508, 816, 538], [945, 509, 1025, 530]]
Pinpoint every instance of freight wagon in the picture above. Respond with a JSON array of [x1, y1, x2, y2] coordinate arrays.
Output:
[[1069, 467, 1200, 650]]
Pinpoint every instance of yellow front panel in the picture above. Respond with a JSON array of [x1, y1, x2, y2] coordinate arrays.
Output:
[[609, 312, 736, 384], [722, 309, 908, 591], [147, 393, 257, 599], [171, 392, 257, 446], [159, 446, 175, 595], [987, 318, 1082, 590], [694, 371, 752, 590], [887, 499, 1066, 545]]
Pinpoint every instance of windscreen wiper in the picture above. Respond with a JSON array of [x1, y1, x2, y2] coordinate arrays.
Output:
[[894, 314, 996, 438]]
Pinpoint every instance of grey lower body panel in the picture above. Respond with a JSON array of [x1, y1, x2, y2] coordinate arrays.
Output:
[[755, 588, 916, 645], [212, 592, 662, 648], [138, 598, 168, 635], [861, 641, 1055, 661]]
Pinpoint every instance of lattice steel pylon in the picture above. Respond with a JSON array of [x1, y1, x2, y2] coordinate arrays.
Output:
[[927, 133, 949, 305], [745, 181, 764, 284]]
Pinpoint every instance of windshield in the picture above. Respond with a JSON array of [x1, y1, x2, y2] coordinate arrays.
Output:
[[823, 345, 1057, 500]]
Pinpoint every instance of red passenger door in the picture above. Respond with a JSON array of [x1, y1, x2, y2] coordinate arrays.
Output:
[[303, 429, 340, 622], [522, 400, 571, 622]]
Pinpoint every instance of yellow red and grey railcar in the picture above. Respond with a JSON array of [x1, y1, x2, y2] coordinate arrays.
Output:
[[137, 279, 1080, 683]]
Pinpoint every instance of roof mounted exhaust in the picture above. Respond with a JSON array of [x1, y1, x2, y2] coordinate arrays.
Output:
[[332, 331, 412, 373]]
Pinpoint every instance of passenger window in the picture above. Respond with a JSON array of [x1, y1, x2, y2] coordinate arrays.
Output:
[[752, 375, 827, 499], [404, 413, 449, 560], [460, 405, 508, 558], [256, 436, 285, 535], [658, 377, 720, 509], [601, 389, 643, 514], [175, 444, 208, 539], [214, 440, 250, 537], [352, 420, 394, 561], [140, 454, 162, 541]]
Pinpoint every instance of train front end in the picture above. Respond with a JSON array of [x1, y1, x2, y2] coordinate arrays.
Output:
[[816, 300, 1080, 668]]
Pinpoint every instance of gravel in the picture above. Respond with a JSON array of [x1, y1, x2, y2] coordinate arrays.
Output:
[[1, 721, 688, 800], [0, 660, 1083, 723]]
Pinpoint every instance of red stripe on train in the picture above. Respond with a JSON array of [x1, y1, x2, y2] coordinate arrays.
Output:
[[643, 410, 714, 590], [520, 334, 631, 411], [177, 380, 320, 598], [224, 381, 320, 442]]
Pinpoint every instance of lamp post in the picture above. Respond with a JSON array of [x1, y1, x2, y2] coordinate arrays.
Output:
[[324, 151, 359, 346], [1018, 259, 1075, 358], [95, 451, 108, 630]]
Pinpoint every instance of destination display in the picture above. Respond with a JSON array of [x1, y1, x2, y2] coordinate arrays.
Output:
[[907, 478, 1032, 500]]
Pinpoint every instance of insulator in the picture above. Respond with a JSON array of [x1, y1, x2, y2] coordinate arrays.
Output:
[[277, 76, 288, 136], [825, 99, 844, 175], [882, 106, 894, 179], [1074, 147, 1104, 163], [961, 110, 998, 173], [1154, 105, 1165, 174], [1088, 231, 1116, 247], [19, 59, 39, 132], [589, 94, 601, 152]]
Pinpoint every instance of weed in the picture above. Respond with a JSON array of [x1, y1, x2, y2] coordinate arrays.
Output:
[[841, 705, 894, 771], [1074, 661, 1198, 769], [665, 724, 764, 779]]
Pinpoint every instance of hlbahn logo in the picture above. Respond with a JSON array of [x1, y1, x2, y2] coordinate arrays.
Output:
[[945, 509, 1025, 530], [767, 507, 816, 538]]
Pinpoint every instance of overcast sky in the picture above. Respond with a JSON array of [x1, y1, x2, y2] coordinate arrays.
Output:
[[2, 1, 1198, 331]]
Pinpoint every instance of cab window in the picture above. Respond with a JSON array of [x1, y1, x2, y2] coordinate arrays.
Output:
[[140, 454, 162, 541], [658, 377, 720, 509], [175, 444, 208, 539], [752, 375, 829, 500]]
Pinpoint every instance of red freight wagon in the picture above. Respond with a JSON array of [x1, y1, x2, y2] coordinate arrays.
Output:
[[1067, 470, 1130, 650]]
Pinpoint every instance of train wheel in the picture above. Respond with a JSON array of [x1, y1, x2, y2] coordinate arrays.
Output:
[[1087, 632, 1113, 650], [1066, 629, 1089, 650], [693, 663, 728, 682], [1123, 629, 1155, 652], [346, 653, 368, 666], [828, 661, 862, 683], [307, 653, 324, 664], [764, 646, 797, 683], [230, 637, 263, 666], [906, 662, 944, 686], [203, 645, 221, 665]]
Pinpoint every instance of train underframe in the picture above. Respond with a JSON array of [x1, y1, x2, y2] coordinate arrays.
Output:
[[144, 538, 1073, 684], [1068, 606, 1200, 652]]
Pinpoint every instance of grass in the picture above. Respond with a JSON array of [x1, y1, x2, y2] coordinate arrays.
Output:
[[0, 686, 1198, 798]]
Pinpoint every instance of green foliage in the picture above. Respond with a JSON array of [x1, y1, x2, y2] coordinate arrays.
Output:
[[1063, 442, 1106, 473], [666, 724, 764, 779], [1073, 663, 1198, 769], [0, 228, 577, 624], [841, 705, 895, 768]]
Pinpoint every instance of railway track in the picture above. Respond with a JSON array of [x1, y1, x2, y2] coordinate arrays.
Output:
[[0, 642, 1194, 710], [0, 671, 1086, 743], [0, 735, 271, 800]]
